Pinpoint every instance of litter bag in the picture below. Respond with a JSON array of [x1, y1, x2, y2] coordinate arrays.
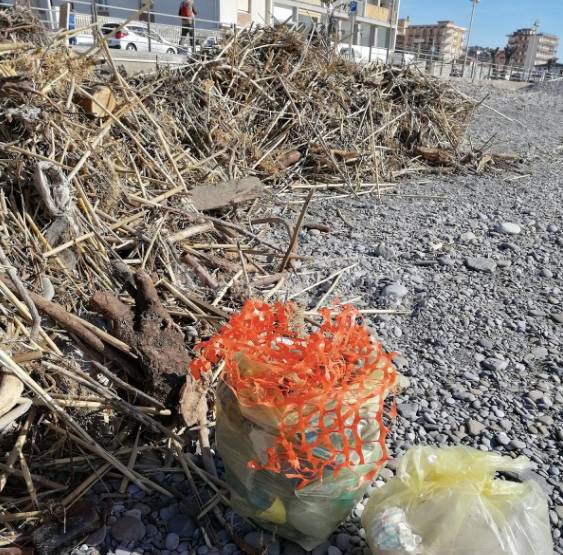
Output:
[[191, 301, 398, 549], [361, 446, 553, 555]]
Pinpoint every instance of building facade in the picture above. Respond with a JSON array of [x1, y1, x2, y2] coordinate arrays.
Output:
[[396, 18, 466, 61], [33, 0, 400, 57], [269, 0, 401, 58], [507, 28, 559, 68]]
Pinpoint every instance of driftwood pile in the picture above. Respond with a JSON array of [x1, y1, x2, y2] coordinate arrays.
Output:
[[0, 7, 481, 553]]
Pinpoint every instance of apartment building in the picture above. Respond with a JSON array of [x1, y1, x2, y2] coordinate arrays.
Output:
[[269, 0, 401, 54], [36, 0, 397, 41], [396, 18, 466, 61], [507, 28, 559, 67]]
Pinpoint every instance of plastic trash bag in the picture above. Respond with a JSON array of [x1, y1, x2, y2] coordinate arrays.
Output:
[[362, 446, 553, 555], [216, 381, 384, 549], [191, 301, 398, 549]]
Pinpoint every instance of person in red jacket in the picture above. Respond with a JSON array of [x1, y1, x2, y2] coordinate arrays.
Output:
[[178, 0, 197, 47]]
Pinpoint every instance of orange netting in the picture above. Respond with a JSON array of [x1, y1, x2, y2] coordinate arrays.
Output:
[[191, 300, 397, 487]]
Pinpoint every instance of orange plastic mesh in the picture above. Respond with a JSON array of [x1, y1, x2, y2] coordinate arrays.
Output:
[[190, 300, 397, 487]]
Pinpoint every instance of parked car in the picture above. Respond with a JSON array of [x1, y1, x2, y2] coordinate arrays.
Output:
[[101, 23, 177, 54], [201, 35, 221, 56]]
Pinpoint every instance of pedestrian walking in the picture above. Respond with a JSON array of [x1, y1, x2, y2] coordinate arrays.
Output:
[[68, 3, 77, 46], [178, 0, 197, 47]]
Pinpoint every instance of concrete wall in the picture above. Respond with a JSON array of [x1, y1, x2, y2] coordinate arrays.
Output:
[[250, 0, 267, 25]]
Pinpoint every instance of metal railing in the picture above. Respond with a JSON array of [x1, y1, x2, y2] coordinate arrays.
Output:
[[3, 1, 563, 82], [391, 47, 563, 83], [1, 0, 235, 52]]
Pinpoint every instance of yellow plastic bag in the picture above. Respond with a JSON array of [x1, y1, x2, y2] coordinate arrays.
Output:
[[362, 446, 553, 555]]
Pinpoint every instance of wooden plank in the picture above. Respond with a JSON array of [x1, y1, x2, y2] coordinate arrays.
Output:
[[190, 177, 263, 212]]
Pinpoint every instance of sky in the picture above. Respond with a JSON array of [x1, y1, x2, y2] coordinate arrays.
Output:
[[398, 0, 563, 56]]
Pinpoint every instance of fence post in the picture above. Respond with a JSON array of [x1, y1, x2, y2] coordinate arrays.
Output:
[[90, 0, 98, 44], [147, 1, 152, 52], [59, 2, 70, 32]]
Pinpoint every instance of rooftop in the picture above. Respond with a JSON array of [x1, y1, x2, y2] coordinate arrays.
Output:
[[509, 28, 559, 40]]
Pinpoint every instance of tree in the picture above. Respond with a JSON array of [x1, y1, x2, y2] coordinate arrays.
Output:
[[320, 1, 348, 43], [503, 45, 516, 66], [546, 57, 558, 73]]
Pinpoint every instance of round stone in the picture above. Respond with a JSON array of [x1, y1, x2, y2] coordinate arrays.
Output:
[[167, 515, 196, 538], [111, 516, 146, 543], [165, 533, 180, 550], [496, 222, 521, 235], [495, 432, 510, 446], [335, 533, 351, 551]]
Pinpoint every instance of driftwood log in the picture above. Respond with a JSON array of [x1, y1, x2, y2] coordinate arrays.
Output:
[[90, 271, 191, 407]]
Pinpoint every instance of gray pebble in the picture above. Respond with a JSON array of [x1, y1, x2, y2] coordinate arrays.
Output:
[[482, 357, 508, 372], [159, 505, 177, 522], [437, 255, 454, 266], [167, 515, 196, 538], [111, 517, 146, 543], [500, 418, 512, 431], [165, 533, 180, 550], [85, 526, 107, 547], [495, 432, 511, 446], [222, 544, 238, 555], [465, 256, 497, 273], [397, 402, 418, 419], [466, 418, 486, 436], [531, 346, 549, 358], [509, 439, 526, 450], [145, 524, 158, 537], [478, 338, 494, 350], [374, 243, 395, 260], [528, 390, 544, 402], [381, 282, 408, 301], [335, 533, 351, 551], [460, 231, 476, 242], [497, 222, 521, 235]]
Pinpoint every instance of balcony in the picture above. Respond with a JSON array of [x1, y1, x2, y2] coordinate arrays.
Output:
[[365, 4, 390, 23]]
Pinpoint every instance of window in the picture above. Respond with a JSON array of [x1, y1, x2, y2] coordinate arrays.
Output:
[[298, 9, 319, 27], [376, 26, 390, 48], [273, 5, 295, 24]]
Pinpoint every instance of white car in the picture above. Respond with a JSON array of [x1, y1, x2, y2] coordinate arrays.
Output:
[[102, 23, 177, 54]]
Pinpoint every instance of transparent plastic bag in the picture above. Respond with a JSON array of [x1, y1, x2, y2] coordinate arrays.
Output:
[[191, 301, 398, 549], [216, 381, 383, 550], [361, 446, 553, 555]]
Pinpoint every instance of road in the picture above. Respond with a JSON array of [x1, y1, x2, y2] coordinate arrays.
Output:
[[74, 45, 190, 75]]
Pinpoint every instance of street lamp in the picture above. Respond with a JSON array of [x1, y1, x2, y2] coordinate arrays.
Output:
[[462, 0, 480, 76], [524, 20, 540, 79]]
